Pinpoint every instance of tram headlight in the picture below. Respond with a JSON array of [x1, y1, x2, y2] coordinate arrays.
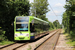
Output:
[[15, 34, 18, 37], [24, 33, 29, 36], [26, 34, 29, 36]]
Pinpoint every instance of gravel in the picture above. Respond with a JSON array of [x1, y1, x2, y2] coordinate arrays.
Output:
[[55, 30, 74, 50]]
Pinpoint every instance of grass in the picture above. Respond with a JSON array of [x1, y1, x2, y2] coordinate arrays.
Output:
[[64, 33, 75, 46], [52, 43, 54, 46], [0, 27, 2, 28], [66, 34, 75, 46], [66, 41, 75, 46], [49, 29, 55, 31], [0, 41, 14, 46], [35, 43, 40, 47], [35, 44, 38, 47], [27, 45, 32, 50], [63, 29, 75, 50], [0, 29, 14, 46]]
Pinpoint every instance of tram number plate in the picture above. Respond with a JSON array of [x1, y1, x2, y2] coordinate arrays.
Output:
[[20, 34, 23, 35]]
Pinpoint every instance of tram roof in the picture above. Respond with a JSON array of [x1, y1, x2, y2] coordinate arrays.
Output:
[[29, 16, 49, 24]]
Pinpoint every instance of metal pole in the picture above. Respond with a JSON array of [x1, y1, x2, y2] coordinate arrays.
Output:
[[34, 0, 36, 17]]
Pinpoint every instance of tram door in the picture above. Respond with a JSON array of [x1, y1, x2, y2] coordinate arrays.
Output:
[[30, 23, 35, 39]]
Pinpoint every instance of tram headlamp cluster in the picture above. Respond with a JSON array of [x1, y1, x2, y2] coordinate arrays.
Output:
[[15, 34, 20, 37], [15, 34, 19, 37], [26, 34, 29, 36], [15, 33, 29, 37]]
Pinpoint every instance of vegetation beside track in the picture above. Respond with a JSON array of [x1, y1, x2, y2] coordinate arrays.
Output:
[[62, 0, 75, 49], [0, 29, 14, 45], [0, 41, 14, 45], [63, 29, 75, 47]]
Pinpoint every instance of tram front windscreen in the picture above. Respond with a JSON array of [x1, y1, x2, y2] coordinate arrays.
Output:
[[16, 17, 29, 31]]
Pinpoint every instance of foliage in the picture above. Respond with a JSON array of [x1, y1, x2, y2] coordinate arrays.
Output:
[[63, 30, 75, 46], [0, 30, 6, 42], [62, 0, 75, 45], [62, 12, 70, 33], [27, 45, 32, 50], [53, 20, 62, 29], [31, 0, 49, 21], [0, 40, 14, 45], [48, 21, 55, 30], [0, 0, 30, 41], [63, 0, 75, 33]]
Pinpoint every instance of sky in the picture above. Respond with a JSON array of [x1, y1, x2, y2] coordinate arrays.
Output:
[[29, 0, 66, 24]]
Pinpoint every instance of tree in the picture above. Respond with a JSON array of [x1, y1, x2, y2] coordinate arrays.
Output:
[[31, 0, 49, 21], [48, 21, 55, 30], [0, 0, 30, 41], [62, 12, 69, 33], [62, 0, 75, 39], [53, 20, 61, 29]]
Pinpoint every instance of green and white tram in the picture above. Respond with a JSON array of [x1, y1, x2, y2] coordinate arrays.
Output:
[[14, 16, 49, 41]]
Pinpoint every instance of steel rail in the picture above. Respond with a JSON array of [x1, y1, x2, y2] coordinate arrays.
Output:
[[34, 29, 59, 50], [13, 42, 29, 50], [53, 30, 61, 50], [0, 42, 16, 49]]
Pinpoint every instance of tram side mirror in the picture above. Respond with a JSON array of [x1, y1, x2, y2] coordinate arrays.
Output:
[[11, 23, 13, 26]]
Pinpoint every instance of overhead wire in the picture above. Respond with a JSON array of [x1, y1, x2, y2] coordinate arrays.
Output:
[[48, 1, 60, 24], [48, 2, 57, 17]]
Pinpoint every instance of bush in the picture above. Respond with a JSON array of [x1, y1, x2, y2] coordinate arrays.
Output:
[[0, 30, 6, 42]]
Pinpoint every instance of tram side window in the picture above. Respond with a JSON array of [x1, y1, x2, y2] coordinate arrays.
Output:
[[30, 23, 35, 32], [34, 23, 40, 32]]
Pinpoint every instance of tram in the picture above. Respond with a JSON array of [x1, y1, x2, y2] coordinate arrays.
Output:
[[14, 16, 49, 41]]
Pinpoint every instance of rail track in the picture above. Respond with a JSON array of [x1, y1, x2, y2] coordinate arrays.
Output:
[[34, 29, 61, 50], [0, 42, 29, 50], [35, 29, 57, 39], [0, 29, 59, 50], [0, 42, 16, 49]]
